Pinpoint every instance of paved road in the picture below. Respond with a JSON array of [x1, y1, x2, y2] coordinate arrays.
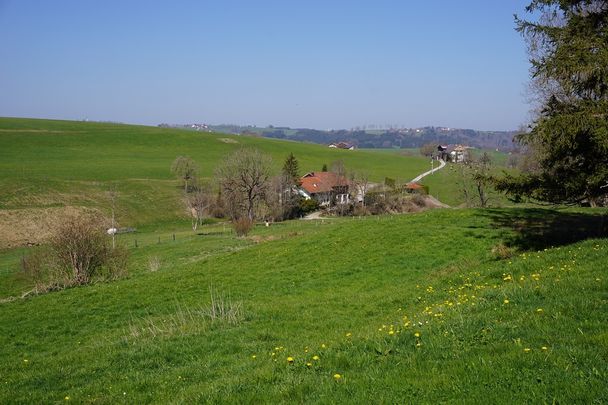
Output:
[[410, 159, 446, 183]]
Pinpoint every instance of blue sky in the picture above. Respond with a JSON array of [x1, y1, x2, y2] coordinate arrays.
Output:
[[0, 1, 532, 130]]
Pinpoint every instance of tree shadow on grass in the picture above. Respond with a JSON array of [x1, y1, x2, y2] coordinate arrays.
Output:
[[481, 208, 608, 251], [197, 231, 225, 237]]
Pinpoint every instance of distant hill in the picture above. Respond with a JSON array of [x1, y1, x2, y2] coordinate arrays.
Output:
[[0, 117, 431, 246], [185, 124, 518, 150]]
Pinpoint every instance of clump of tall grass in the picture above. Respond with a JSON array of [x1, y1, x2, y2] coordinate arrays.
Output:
[[148, 255, 161, 272], [491, 242, 514, 260], [126, 286, 243, 341]]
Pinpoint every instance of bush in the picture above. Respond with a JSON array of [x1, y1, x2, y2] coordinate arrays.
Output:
[[51, 214, 128, 284], [20, 247, 68, 291], [232, 217, 253, 237], [411, 194, 427, 208], [299, 199, 319, 215], [21, 213, 128, 290]]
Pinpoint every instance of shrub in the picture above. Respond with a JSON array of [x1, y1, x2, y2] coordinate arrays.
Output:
[[299, 198, 319, 215], [20, 247, 69, 291], [352, 204, 369, 216], [50, 214, 128, 284], [411, 194, 427, 207], [21, 213, 128, 290], [232, 217, 253, 237]]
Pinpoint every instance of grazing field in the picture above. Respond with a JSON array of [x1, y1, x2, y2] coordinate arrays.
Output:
[[0, 117, 606, 403], [0, 208, 607, 403], [0, 117, 430, 246]]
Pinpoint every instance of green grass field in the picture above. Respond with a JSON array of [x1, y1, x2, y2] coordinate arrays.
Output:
[[0, 118, 606, 403], [0, 209, 606, 403], [0, 117, 431, 232]]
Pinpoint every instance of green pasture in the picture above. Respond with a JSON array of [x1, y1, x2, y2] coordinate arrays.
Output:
[[0, 208, 606, 403], [0, 117, 431, 226], [0, 117, 429, 183], [0, 117, 606, 403]]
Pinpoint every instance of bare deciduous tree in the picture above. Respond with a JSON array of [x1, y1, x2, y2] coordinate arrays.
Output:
[[216, 148, 272, 221], [350, 171, 370, 207], [266, 173, 301, 221], [171, 156, 199, 193], [187, 185, 211, 231], [419, 143, 436, 157], [458, 152, 493, 208]]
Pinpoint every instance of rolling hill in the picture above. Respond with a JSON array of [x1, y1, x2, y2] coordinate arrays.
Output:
[[0, 117, 606, 403], [0, 117, 431, 247]]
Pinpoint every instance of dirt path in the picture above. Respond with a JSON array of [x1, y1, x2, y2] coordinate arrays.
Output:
[[301, 211, 324, 220], [410, 159, 446, 183]]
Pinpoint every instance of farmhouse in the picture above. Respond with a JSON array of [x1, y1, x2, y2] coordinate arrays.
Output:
[[445, 145, 471, 163], [328, 142, 356, 150], [404, 182, 426, 193], [299, 172, 350, 206]]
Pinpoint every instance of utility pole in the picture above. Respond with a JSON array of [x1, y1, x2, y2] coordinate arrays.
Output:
[[109, 186, 117, 249]]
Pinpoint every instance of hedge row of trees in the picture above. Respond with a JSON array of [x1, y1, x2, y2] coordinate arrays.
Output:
[[172, 150, 321, 235]]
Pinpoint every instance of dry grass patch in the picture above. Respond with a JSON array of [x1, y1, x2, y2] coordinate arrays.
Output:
[[0, 206, 103, 248]]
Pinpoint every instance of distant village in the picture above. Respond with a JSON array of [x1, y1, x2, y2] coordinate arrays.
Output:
[[158, 122, 517, 151]]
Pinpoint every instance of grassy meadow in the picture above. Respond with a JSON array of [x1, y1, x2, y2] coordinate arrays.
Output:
[[0, 118, 430, 246], [0, 117, 606, 403], [0, 209, 607, 403]]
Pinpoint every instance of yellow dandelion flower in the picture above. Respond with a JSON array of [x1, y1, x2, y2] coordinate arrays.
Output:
[[321, 344, 326, 349], [388, 330, 395, 336], [251, 355, 257, 359], [541, 346, 548, 351], [23, 359, 28, 363], [312, 355, 320, 361], [523, 348, 531, 353], [414, 332, 420, 338], [536, 308, 543, 313], [345, 332, 352, 337], [306, 362, 312, 368], [287, 357, 294, 363], [333, 373, 342, 380], [503, 299, 510, 304], [64, 397, 70, 401]]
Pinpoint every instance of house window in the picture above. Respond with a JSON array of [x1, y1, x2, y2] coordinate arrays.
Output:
[[336, 194, 349, 204]]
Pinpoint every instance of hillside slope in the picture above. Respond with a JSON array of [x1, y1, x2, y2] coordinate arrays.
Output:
[[0, 208, 606, 403], [0, 117, 430, 247]]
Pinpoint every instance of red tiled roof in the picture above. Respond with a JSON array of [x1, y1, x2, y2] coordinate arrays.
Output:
[[405, 182, 425, 190], [300, 172, 348, 194]]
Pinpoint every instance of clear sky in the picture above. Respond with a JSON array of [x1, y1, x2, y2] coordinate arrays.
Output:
[[0, 1, 532, 131]]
